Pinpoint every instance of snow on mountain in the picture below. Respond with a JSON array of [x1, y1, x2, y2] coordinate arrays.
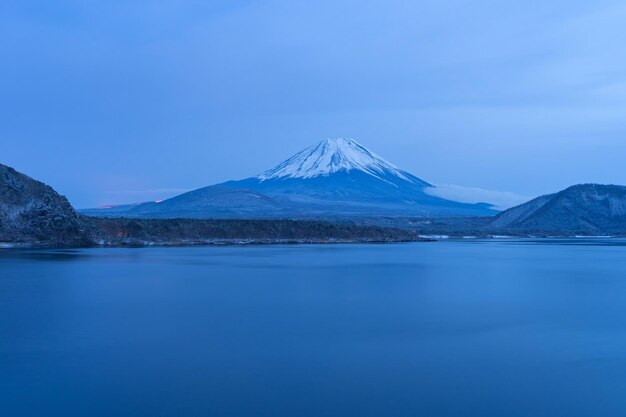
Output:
[[257, 138, 429, 187]]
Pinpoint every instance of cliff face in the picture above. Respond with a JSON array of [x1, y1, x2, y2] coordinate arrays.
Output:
[[0, 164, 90, 246]]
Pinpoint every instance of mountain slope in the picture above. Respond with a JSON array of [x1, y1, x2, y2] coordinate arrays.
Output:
[[123, 186, 285, 219], [0, 164, 90, 245], [489, 184, 626, 234]]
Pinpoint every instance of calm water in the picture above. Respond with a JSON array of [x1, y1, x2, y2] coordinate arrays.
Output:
[[2, 240, 626, 417]]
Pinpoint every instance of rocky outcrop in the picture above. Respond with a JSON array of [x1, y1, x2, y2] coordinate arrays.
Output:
[[0, 164, 91, 246]]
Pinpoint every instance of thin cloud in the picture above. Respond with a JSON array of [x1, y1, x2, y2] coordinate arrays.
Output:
[[425, 185, 532, 211]]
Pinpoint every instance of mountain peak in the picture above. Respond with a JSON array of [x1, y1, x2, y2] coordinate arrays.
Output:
[[321, 137, 353, 145], [257, 138, 429, 186]]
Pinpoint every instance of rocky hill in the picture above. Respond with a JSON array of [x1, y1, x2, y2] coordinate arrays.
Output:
[[0, 164, 91, 246]]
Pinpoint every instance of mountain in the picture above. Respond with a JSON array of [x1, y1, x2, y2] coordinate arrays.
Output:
[[0, 164, 91, 246], [90, 138, 497, 218], [223, 138, 497, 216], [488, 184, 626, 234]]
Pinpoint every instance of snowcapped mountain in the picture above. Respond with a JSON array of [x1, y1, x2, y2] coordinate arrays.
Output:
[[218, 137, 498, 216], [85, 138, 497, 219], [257, 138, 430, 187]]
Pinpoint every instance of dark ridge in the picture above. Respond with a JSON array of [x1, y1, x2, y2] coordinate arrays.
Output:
[[487, 184, 626, 234], [89, 217, 421, 246]]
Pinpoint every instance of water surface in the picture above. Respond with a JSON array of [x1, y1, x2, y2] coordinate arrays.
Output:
[[2, 240, 626, 416]]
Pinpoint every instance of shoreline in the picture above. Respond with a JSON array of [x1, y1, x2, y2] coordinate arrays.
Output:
[[0, 237, 430, 250], [3, 235, 625, 250]]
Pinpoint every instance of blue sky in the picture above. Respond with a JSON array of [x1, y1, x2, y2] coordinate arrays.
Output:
[[2, 0, 626, 208]]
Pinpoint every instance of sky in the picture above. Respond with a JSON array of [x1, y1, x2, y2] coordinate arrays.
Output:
[[2, 0, 626, 208]]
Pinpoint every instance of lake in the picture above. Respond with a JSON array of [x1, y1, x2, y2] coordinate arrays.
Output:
[[2, 240, 626, 416]]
